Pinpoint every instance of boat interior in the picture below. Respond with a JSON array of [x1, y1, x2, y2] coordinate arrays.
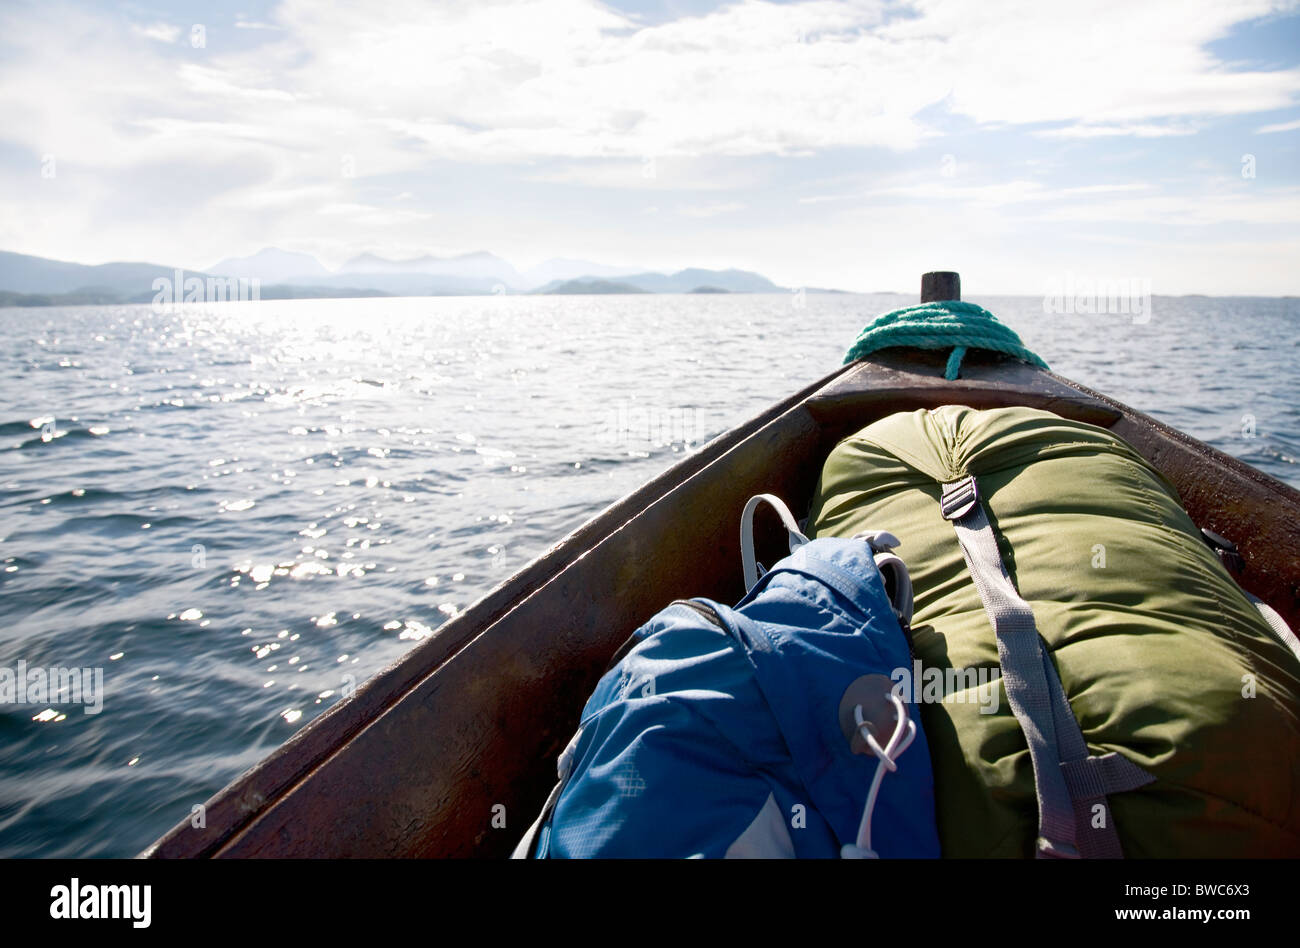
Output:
[[144, 345, 1300, 858]]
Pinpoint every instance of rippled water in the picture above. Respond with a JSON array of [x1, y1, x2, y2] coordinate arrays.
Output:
[[0, 292, 1296, 857]]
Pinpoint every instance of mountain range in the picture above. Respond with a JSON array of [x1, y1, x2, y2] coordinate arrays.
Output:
[[0, 247, 814, 306]]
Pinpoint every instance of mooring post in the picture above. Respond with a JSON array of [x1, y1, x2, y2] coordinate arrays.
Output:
[[920, 271, 960, 303]]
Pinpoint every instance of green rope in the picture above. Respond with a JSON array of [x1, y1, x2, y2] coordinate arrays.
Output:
[[842, 300, 1048, 380]]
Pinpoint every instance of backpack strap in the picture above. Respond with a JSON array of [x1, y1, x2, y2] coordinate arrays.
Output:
[[1200, 528, 1300, 662], [1244, 592, 1300, 661], [512, 627, 648, 859], [740, 494, 809, 592], [510, 775, 564, 859], [740, 494, 914, 625], [852, 530, 913, 627], [510, 725, 588, 859], [939, 475, 1155, 858]]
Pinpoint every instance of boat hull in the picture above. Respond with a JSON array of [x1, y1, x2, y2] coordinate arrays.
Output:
[[142, 349, 1300, 858]]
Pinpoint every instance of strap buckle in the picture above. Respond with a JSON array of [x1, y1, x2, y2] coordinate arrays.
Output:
[[940, 476, 979, 522], [1200, 527, 1245, 575], [1036, 836, 1081, 860]]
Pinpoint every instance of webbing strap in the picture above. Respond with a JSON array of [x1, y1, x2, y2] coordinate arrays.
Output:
[[1060, 753, 1157, 799], [1200, 528, 1300, 662], [1041, 645, 1154, 858], [1245, 591, 1300, 663], [510, 775, 564, 859], [740, 494, 808, 593], [940, 475, 1153, 859]]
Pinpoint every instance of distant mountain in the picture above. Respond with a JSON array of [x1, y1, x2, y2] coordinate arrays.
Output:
[[294, 272, 512, 296], [338, 251, 524, 288], [0, 287, 133, 307], [0, 250, 210, 296], [539, 267, 780, 294], [209, 248, 331, 284], [0, 248, 808, 305], [338, 252, 433, 274], [254, 285, 392, 300], [542, 279, 650, 295], [521, 258, 643, 287], [617, 268, 780, 293]]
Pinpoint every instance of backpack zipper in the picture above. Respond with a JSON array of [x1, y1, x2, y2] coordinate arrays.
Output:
[[672, 599, 724, 628], [602, 601, 724, 674]]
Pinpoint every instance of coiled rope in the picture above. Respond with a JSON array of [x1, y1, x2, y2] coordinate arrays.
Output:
[[843, 300, 1048, 380]]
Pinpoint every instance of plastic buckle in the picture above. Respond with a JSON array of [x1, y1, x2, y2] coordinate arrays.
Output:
[[940, 476, 978, 522], [1036, 836, 1081, 859], [1200, 527, 1245, 575], [851, 529, 901, 553]]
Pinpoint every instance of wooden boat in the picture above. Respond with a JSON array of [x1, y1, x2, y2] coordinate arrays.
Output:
[[143, 272, 1300, 859]]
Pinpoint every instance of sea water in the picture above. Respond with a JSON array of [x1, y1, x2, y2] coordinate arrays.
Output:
[[0, 292, 1295, 856]]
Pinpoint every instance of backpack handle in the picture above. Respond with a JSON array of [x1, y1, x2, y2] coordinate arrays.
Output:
[[740, 494, 809, 592], [853, 530, 914, 627], [739, 497, 915, 626]]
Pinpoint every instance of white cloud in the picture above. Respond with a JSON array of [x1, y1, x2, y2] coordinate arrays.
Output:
[[131, 22, 180, 43], [801, 165, 1298, 229], [1, 0, 1298, 291], [883, 0, 1300, 126], [1257, 117, 1300, 133], [524, 157, 768, 190], [1059, 183, 1153, 195], [677, 201, 746, 217], [801, 178, 1054, 205], [1033, 187, 1300, 227], [9, 0, 1299, 174], [1035, 123, 1200, 139]]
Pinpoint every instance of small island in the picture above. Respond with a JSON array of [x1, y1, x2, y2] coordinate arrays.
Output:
[[542, 279, 650, 295]]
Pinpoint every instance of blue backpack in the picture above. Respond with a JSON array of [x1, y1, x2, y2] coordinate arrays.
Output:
[[513, 495, 941, 859]]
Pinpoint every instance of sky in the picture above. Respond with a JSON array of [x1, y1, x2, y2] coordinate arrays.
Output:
[[0, 0, 1298, 294]]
